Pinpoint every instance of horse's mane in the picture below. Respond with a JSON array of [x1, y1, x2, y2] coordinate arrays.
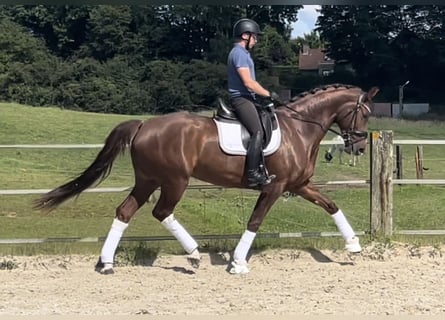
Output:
[[289, 83, 359, 103]]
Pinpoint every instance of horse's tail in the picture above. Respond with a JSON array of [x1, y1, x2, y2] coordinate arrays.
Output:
[[34, 119, 144, 211]]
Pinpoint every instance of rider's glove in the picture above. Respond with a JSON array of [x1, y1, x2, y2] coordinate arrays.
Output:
[[269, 91, 283, 105]]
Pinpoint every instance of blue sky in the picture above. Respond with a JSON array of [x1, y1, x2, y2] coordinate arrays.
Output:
[[291, 5, 321, 39]]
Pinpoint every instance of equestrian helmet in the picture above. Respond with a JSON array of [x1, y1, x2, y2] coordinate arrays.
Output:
[[233, 18, 263, 38]]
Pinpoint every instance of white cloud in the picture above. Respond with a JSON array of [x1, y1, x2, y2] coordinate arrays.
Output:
[[291, 5, 321, 39]]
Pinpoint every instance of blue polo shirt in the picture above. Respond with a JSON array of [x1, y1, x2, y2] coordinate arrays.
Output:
[[227, 43, 256, 99]]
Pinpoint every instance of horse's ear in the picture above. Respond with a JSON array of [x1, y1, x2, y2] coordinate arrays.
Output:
[[366, 86, 379, 100]]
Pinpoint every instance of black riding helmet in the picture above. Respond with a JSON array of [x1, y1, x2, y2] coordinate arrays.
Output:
[[233, 18, 263, 38]]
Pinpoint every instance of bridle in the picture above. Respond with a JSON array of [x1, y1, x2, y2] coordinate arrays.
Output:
[[334, 93, 371, 148], [283, 92, 372, 148]]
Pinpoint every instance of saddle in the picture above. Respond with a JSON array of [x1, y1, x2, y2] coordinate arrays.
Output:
[[212, 98, 281, 156]]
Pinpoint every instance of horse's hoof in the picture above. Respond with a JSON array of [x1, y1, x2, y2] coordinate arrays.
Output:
[[229, 260, 249, 274], [94, 258, 114, 275], [94, 258, 104, 272], [187, 249, 201, 269], [187, 257, 200, 269], [345, 236, 362, 253], [100, 267, 115, 275]]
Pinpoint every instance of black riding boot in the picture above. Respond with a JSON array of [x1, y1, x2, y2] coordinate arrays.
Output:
[[246, 131, 274, 187]]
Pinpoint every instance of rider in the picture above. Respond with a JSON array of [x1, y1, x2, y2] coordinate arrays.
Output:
[[228, 18, 282, 187]]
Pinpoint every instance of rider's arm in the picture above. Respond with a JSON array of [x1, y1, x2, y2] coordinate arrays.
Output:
[[237, 67, 272, 98]]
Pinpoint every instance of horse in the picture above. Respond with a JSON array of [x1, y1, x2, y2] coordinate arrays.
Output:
[[324, 134, 361, 166], [35, 83, 379, 275]]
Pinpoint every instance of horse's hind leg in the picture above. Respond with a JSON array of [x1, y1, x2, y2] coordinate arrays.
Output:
[[230, 186, 284, 274], [96, 179, 158, 274], [152, 180, 200, 268]]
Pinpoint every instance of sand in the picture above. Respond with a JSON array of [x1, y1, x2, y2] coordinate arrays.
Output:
[[0, 242, 444, 316]]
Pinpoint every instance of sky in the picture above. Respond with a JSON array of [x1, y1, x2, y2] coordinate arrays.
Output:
[[291, 5, 321, 39]]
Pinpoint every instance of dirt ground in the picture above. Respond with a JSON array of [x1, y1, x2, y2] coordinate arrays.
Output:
[[1, 242, 444, 316]]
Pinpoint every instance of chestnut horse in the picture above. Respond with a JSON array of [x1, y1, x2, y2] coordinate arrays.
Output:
[[35, 84, 379, 274]]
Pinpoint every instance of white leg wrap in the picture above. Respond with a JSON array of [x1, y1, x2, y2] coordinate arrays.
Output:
[[332, 209, 355, 241], [161, 214, 198, 254], [229, 230, 256, 274], [233, 230, 256, 262], [101, 218, 128, 264], [332, 210, 362, 253]]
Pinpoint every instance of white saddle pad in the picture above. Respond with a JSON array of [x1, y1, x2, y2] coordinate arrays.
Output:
[[213, 119, 281, 156]]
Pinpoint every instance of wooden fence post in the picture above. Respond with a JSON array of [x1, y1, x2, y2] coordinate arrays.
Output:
[[415, 145, 424, 180], [370, 130, 394, 237], [396, 145, 403, 180]]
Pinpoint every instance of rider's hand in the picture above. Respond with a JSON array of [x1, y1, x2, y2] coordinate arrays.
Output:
[[269, 91, 283, 105]]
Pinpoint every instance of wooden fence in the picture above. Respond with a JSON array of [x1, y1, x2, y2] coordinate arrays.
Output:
[[370, 132, 445, 236], [1, 132, 444, 244]]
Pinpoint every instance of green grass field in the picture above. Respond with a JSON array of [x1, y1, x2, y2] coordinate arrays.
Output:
[[1, 102, 444, 255]]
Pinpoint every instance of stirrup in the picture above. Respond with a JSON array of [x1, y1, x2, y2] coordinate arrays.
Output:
[[248, 172, 275, 187]]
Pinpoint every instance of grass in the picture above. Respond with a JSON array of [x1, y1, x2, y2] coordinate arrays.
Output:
[[1, 102, 445, 256]]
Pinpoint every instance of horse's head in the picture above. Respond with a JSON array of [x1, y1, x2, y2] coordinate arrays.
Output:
[[336, 86, 379, 155], [283, 84, 379, 156]]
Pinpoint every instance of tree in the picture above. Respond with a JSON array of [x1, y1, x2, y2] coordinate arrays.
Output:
[[0, 5, 334, 113], [243, 5, 302, 40], [317, 5, 445, 102], [1, 5, 90, 58], [0, 18, 59, 105], [317, 6, 393, 83], [180, 59, 227, 109], [140, 60, 192, 114], [254, 25, 297, 70], [83, 5, 135, 61]]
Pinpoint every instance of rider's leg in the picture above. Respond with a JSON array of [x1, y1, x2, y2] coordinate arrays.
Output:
[[246, 130, 272, 186], [231, 96, 273, 186]]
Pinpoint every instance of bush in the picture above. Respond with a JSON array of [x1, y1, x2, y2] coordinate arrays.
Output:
[[180, 60, 228, 111]]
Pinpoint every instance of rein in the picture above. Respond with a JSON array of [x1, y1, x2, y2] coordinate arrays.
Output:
[[283, 104, 337, 134], [281, 92, 371, 146]]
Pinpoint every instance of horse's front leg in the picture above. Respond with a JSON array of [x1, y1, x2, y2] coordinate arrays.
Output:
[[292, 183, 362, 253], [230, 186, 283, 274]]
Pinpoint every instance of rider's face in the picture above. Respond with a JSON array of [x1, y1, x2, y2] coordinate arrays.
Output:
[[242, 33, 258, 48], [250, 34, 258, 46]]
